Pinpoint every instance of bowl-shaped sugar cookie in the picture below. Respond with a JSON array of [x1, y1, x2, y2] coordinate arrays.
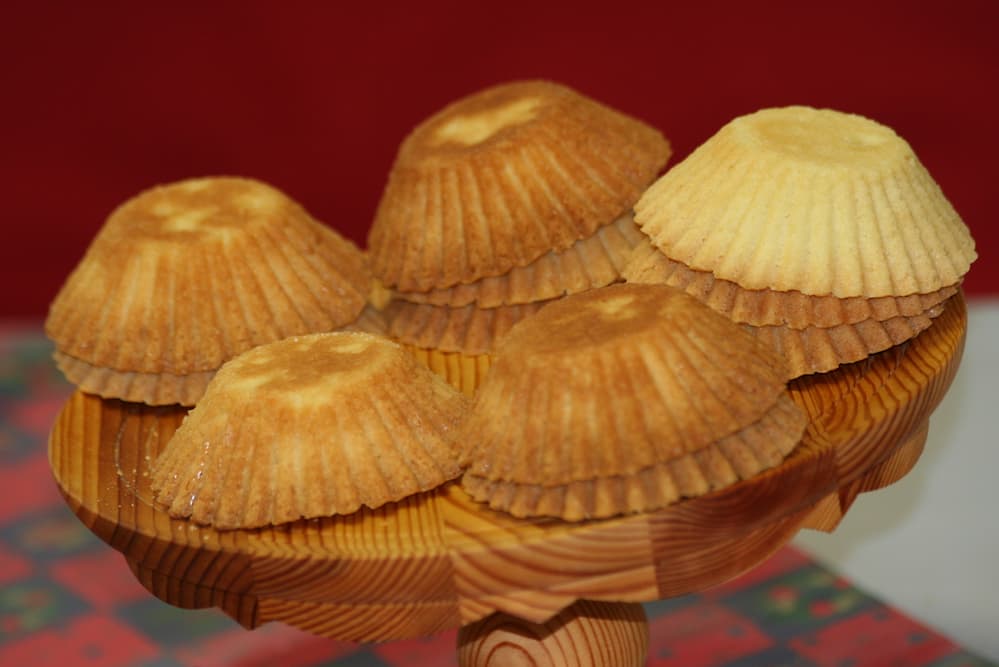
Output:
[[371, 80, 670, 393], [369, 79, 671, 294], [46, 176, 372, 405], [460, 283, 807, 521], [150, 332, 469, 530], [628, 106, 976, 376]]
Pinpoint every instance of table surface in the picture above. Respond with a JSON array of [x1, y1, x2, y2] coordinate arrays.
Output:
[[1, 324, 995, 667]]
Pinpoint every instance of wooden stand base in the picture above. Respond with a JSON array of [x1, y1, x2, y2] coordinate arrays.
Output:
[[48, 294, 968, 665], [458, 601, 647, 667]]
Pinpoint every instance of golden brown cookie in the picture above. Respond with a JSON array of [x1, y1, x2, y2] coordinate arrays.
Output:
[[463, 395, 805, 520], [368, 80, 671, 292], [384, 298, 549, 355], [46, 176, 371, 405], [342, 303, 389, 336], [51, 352, 215, 407], [459, 284, 806, 521], [398, 213, 644, 308], [744, 300, 947, 377], [150, 332, 469, 529]]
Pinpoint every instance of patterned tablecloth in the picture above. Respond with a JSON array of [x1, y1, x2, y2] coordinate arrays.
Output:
[[1, 325, 993, 667]]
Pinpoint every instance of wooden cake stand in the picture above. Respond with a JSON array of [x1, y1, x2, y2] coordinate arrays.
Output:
[[49, 294, 967, 667]]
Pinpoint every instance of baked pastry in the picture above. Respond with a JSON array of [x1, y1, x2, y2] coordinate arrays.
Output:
[[368, 80, 671, 293], [381, 300, 549, 396], [384, 299, 550, 356], [370, 80, 671, 392], [460, 283, 807, 521], [45, 176, 372, 405], [397, 213, 644, 308], [381, 214, 644, 395], [628, 106, 976, 377], [150, 332, 469, 530]]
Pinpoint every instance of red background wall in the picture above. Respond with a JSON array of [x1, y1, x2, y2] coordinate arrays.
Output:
[[2, 1, 996, 318]]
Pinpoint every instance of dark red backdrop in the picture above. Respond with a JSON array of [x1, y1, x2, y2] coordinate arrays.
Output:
[[3, 1, 996, 317]]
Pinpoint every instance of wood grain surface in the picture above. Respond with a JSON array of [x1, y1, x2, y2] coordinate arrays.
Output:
[[457, 600, 648, 667], [402, 345, 492, 396], [48, 293, 967, 643]]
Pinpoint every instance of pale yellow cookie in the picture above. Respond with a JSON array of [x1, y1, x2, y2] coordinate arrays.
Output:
[[624, 237, 957, 329], [624, 236, 956, 377], [635, 106, 976, 298]]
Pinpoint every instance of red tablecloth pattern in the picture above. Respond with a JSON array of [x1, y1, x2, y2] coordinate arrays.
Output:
[[1, 325, 993, 667]]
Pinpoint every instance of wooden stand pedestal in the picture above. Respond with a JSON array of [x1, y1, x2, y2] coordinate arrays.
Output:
[[49, 295, 967, 666]]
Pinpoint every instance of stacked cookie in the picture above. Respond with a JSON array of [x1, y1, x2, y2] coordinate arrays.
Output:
[[625, 106, 976, 377], [47, 91, 979, 532], [460, 284, 807, 521], [369, 80, 671, 393], [45, 177, 378, 405], [151, 333, 468, 529]]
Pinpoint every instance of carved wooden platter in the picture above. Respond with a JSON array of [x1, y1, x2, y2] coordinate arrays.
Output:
[[49, 294, 967, 644]]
